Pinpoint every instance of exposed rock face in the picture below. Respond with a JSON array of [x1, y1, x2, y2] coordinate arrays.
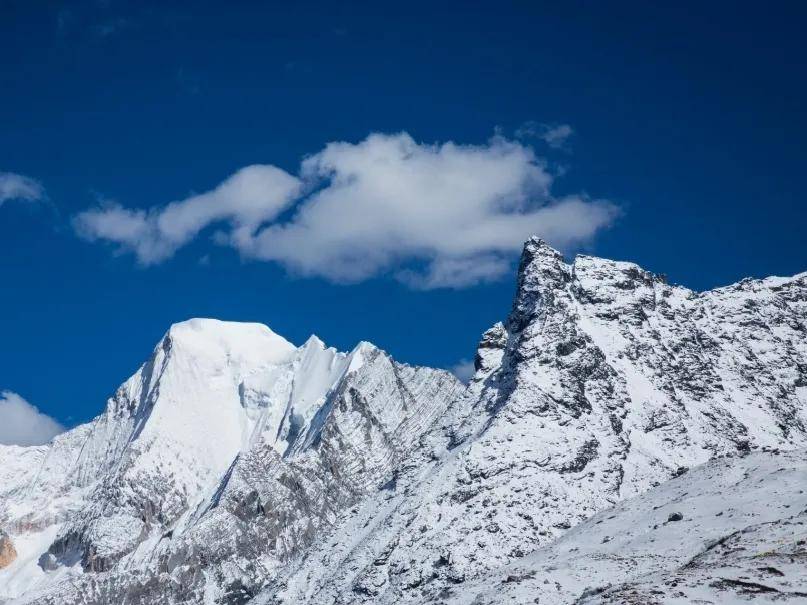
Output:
[[2, 238, 806, 605], [0, 532, 16, 569]]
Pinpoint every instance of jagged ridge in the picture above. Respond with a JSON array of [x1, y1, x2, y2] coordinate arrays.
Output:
[[255, 237, 807, 604], [2, 237, 806, 605]]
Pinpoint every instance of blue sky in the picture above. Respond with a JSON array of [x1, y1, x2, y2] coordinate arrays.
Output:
[[1, 1, 805, 431]]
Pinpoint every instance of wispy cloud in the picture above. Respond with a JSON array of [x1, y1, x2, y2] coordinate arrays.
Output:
[[73, 132, 618, 289], [516, 122, 574, 149], [0, 172, 45, 207], [0, 391, 64, 446], [449, 359, 476, 383]]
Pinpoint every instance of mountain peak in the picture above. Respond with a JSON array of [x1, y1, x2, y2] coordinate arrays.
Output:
[[509, 238, 570, 333], [302, 333, 325, 347], [516, 237, 569, 284], [163, 318, 296, 366], [521, 236, 565, 264]]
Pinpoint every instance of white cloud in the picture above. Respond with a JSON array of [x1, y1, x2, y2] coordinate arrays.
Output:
[[449, 359, 476, 383], [516, 122, 574, 149], [73, 132, 618, 288], [0, 391, 64, 446], [398, 255, 512, 290], [74, 165, 302, 265], [0, 172, 45, 206]]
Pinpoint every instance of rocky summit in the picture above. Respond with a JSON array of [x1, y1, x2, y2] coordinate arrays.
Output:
[[1, 237, 805, 605]]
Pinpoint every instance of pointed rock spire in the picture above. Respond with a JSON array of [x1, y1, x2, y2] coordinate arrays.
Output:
[[508, 237, 570, 333]]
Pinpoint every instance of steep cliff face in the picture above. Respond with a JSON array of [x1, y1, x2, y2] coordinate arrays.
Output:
[[2, 237, 805, 605], [255, 238, 807, 604]]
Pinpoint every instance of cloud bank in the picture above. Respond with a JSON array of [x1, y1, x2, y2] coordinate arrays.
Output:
[[74, 132, 618, 288], [0, 172, 45, 207], [0, 391, 64, 446]]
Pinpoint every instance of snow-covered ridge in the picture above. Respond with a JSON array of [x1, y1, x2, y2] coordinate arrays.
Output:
[[2, 237, 805, 605], [254, 237, 807, 604]]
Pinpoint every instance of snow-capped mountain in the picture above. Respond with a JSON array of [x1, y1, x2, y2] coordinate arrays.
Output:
[[1, 237, 805, 604], [0, 319, 463, 603], [251, 238, 807, 604]]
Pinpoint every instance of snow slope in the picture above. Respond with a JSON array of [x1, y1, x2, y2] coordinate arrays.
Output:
[[439, 448, 807, 604]]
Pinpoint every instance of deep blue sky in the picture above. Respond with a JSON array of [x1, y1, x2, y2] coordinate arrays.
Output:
[[1, 1, 805, 427]]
